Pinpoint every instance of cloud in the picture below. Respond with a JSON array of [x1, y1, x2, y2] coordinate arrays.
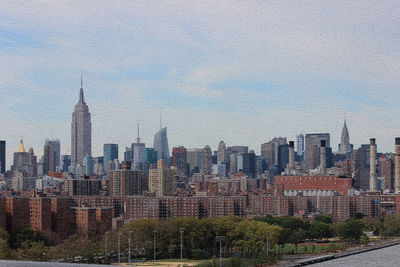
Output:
[[1, 0, 400, 168]]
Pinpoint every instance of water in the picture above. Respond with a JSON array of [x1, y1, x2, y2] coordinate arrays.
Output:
[[311, 244, 400, 267]]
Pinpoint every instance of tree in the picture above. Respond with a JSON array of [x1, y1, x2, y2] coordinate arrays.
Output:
[[12, 225, 48, 249], [0, 238, 14, 259], [277, 228, 290, 252], [340, 219, 365, 243], [0, 227, 9, 242], [17, 241, 48, 261], [382, 215, 400, 237], [314, 215, 333, 224], [309, 222, 330, 240], [290, 229, 305, 252]]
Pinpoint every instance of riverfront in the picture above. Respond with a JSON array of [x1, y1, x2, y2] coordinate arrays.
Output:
[[310, 243, 400, 267]]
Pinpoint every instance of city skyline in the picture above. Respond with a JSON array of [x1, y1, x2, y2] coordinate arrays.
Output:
[[2, 1, 400, 168], [1, 85, 399, 169]]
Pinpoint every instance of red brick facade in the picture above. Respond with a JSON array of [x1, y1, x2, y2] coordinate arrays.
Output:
[[0, 198, 5, 230], [274, 175, 352, 195]]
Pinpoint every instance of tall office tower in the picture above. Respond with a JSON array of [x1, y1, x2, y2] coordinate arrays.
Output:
[[304, 133, 330, 170], [369, 138, 377, 191], [43, 140, 56, 175], [351, 144, 371, 190], [378, 154, 393, 192], [153, 127, 169, 161], [71, 81, 91, 166], [212, 151, 218, 165], [61, 155, 71, 172], [242, 150, 256, 178], [83, 155, 94, 176], [338, 120, 353, 154], [277, 144, 289, 172], [261, 137, 287, 167], [103, 144, 118, 167], [229, 153, 237, 174], [45, 139, 60, 168], [148, 160, 174, 196], [110, 161, 143, 196], [37, 158, 44, 176], [144, 148, 158, 165], [0, 140, 5, 173], [124, 147, 133, 162], [28, 147, 37, 177], [201, 145, 212, 175], [172, 146, 187, 176], [256, 156, 268, 175], [132, 142, 145, 171], [296, 134, 304, 157], [186, 148, 202, 175], [132, 124, 145, 170], [11, 140, 32, 176], [217, 141, 227, 164]]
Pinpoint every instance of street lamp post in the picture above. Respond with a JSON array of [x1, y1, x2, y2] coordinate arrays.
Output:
[[216, 236, 225, 267], [180, 227, 184, 261], [128, 231, 133, 264], [118, 232, 121, 264], [153, 230, 157, 261], [105, 232, 109, 262]]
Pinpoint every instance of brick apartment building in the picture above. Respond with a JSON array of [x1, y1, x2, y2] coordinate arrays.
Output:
[[0, 198, 5, 230], [73, 205, 112, 240]]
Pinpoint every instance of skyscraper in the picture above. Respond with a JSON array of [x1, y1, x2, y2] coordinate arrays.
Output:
[[110, 162, 143, 196], [296, 134, 304, 157], [144, 148, 158, 165], [71, 81, 91, 166], [148, 160, 174, 196], [339, 120, 353, 154], [172, 146, 187, 175], [61, 155, 71, 172], [186, 148, 202, 175], [305, 133, 330, 170], [217, 141, 227, 164], [103, 144, 118, 167], [11, 140, 32, 177], [28, 147, 37, 177], [43, 140, 57, 175], [261, 137, 287, 167], [201, 145, 212, 175], [0, 141, 5, 173], [278, 144, 289, 172], [45, 139, 60, 168], [242, 150, 256, 178], [83, 154, 94, 176], [153, 127, 169, 161], [132, 128, 145, 170]]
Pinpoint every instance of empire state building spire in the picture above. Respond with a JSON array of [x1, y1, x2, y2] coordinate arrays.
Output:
[[79, 75, 85, 104], [71, 78, 92, 165]]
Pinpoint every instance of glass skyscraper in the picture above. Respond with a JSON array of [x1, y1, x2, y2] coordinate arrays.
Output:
[[103, 144, 118, 167], [153, 127, 169, 161]]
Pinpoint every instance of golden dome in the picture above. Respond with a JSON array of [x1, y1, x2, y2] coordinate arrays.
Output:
[[18, 139, 26, 153]]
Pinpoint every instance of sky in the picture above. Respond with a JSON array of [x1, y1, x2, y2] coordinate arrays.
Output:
[[1, 1, 400, 169]]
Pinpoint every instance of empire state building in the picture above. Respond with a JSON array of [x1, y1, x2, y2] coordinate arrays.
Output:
[[71, 80, 92, 165]]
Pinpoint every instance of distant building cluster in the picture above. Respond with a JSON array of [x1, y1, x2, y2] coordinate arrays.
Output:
[[2, 82, 400, 240]]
